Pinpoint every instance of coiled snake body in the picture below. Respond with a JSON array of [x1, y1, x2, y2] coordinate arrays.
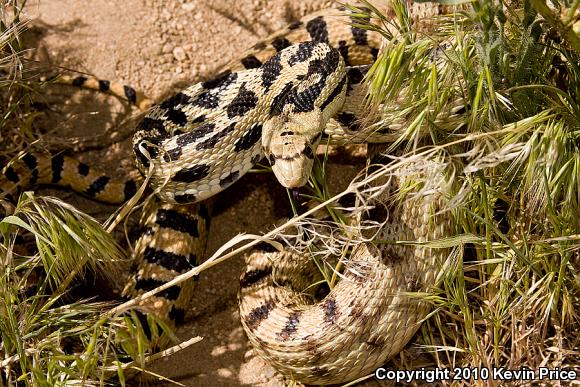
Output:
[[1, 2, 455, 385]]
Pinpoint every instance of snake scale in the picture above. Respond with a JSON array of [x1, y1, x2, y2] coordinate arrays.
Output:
[[0, 1, 457, 385]]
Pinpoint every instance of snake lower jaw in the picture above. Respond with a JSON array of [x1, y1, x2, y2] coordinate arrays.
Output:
[[270, 157, 314, 188], [265, 134, 319, 188]]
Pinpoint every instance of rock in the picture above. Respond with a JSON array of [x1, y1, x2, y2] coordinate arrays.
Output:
[[162, 42, 174, 54], [181, 2, 195, 11], [161, 9, 172, 21], [172, 46, 187, 61]]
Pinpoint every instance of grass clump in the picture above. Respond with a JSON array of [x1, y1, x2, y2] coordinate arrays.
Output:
[[328, 0, 580, 381]]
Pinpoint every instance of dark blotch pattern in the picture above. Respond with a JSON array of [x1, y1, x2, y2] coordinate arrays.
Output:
[[277, 312, 301, 340], [71, 76, 87, 86], [3, 193, 15, 205], [159, 93, 191, 126], [22, 153, 38, 185], [406, 275, 422, 293], [160, 92, 192, 110], [271, 37, 291, 52], [201, 71, 236, 89], [175, 122, 215, 147], [366, 335, 386, 348], [77, 162, 90, 176], [338, 40, 350, 65], [168, 307, 186, 325], [84, 176, 110, 197], [134, 278, 181, 300], [241, 55, 263, 69], [226, 83, 258, 118], [192, 115, 206, 123], [351, 26, 368, 45], [123, 85, 137, 104], [51, 154, 65, 184], [22, 153, 37, 170], [240, 267, 272, 288], [454, 105, 467, 115], [261, 54, 282, 90], [306, 16, 329, 43], [4, 166, 18, 183], [155, 208, 199, 237], [132, 310, 153, 339], [123, 180, 138, 200], [349, 303, 371, 326], [234, 123, 262, 152], [319, 75, 346, 111], [192, 91, 220, 109], [163, 147, 182, 162], [270, 82, 294, 116], [196, 122, 236, 150], [98, 79, 110, 92], [136, 117, 166, 134], [172, 164, 211, 183], [246, 301, 275, 330], [143, 246, 192, 272], [165, 108, 188, 126], [284, 48, 341, 114], [288, 42, 317, 66], [29, 169, 38, 185]]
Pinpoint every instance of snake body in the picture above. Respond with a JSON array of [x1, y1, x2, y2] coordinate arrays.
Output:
[[130, 7, 385, 203], [133, 41, 347, 203], [1, 2, 457, 385], [239, 156, 452, 384]]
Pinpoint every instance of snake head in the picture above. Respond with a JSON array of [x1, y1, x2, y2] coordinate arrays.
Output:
[[262, 110, 323, 188]]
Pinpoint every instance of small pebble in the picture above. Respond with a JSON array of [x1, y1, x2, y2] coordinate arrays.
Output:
[[172, 46, 187, 61], [182, 2, 195, 11], [162, 42, 174, 54]]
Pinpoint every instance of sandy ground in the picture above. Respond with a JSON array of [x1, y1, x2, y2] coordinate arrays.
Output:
[[22, 1, 373, 386]]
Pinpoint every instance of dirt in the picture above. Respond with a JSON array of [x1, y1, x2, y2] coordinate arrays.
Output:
[[22, 1, 370, 386]]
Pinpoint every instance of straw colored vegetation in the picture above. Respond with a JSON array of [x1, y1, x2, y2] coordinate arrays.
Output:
[[0, 0, 578, 385]]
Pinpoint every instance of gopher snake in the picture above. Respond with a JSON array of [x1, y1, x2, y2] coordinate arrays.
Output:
[[0, 1, 458, 385]]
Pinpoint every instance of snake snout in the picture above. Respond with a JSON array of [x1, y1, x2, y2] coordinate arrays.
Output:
[[263, 110, 324, 188], [269, 134, 316, 188]]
